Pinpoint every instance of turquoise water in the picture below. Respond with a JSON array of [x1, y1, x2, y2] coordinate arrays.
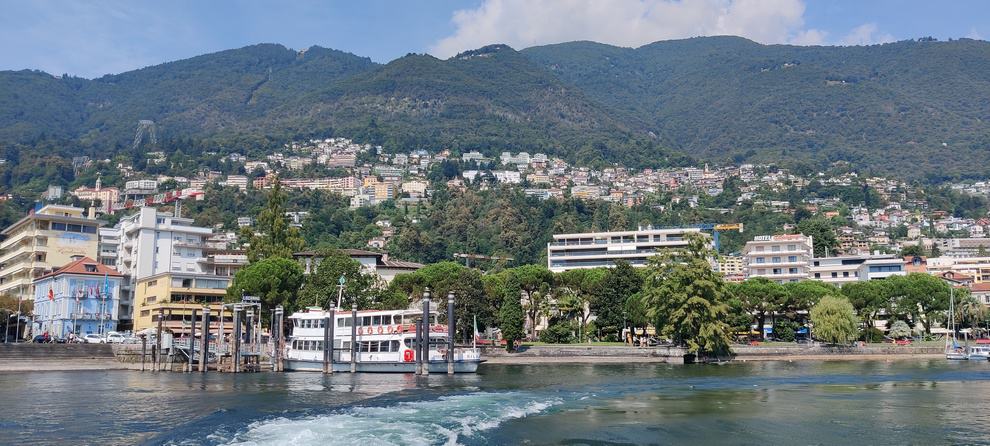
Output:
[[1, 360, 989, 445]]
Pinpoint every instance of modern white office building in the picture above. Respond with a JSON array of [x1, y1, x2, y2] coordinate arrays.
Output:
[[742, 234, 814, 283], [546, 227, 707, 272], [809, 255, 905, 284]]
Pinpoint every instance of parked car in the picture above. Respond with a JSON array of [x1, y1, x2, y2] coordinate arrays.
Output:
[[82, 334, 104, 344], [104, 332, 126, 344]]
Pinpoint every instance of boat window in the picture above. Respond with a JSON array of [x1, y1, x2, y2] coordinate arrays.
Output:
[[337, 317, 351, 327], [372, 316, 381, 325], [342, 341, 350, 350], [362, 316, 372, 326], [390, 340, 400, 352]]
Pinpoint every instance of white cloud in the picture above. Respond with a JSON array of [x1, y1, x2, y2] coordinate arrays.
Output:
[[840, 23, 895, 46], [430, 0, 826, 58]]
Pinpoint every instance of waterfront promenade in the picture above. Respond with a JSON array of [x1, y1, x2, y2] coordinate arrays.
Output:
[[0, 342, 944, 372]]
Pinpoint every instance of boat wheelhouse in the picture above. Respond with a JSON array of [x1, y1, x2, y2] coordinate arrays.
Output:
[[284, 307, 482, 373]]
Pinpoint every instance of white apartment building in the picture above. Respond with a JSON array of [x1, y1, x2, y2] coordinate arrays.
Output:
[[547, 227, 707, 272], [116, 207, 213, 279], [809, 255, 905, 284], [742, 234, 814, 283]]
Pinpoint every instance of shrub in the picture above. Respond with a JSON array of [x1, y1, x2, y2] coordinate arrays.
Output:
[[539, 321, 575, 344], [860, 327, 884, 343], [888, 320, 912, 339]]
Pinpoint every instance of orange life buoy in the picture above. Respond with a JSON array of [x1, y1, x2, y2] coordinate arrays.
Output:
[[403, 349, 414, 362], [377, 326, 384, 334]]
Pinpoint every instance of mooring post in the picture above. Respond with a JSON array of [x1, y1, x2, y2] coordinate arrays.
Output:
[[200, 306, 210, 373], [216, 305, 225, 369], [155, 308, 164, 372], [141, 335, 147, 372], [328, 303, 335, 374], [448, 292, 455, 375], [274, 305, 284, 372], [232, 306, 242, 373], [350, 303, 358, 373], [422, 288, 431, 376], [323, 315, 331, 374], [188, 308, 198, 373]]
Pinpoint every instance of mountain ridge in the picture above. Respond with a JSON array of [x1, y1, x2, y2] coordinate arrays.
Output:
[[1, 36, 988, 178]]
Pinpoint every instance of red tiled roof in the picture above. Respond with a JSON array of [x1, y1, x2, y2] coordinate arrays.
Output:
[[971, 283, 990, 292], [35, 256, 123, 281]]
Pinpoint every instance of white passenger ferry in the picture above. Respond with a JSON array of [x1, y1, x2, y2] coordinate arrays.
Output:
[[284, 307, 483, 373]]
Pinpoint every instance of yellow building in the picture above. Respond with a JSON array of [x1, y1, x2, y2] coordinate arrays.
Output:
[[0, 205, 102, 301], [373, 183, 396, 201], [132, 272, 233, 336]]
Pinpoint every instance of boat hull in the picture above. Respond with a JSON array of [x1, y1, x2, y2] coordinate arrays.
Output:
[[284, 359, 482, 373]]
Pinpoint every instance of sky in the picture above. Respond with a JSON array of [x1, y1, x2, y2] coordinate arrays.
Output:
[[0, 0, 986, 78]]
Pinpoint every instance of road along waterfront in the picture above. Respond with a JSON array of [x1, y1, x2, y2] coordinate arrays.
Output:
[[2, 359, 990, 445]]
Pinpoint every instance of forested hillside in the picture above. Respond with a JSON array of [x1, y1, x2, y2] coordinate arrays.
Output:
[[1, 37, 989, 178]]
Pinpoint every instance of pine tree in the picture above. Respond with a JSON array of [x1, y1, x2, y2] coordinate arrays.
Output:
[[245, 179, 305, 262]]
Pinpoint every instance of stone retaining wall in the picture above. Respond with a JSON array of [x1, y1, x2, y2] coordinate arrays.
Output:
[[731, 344, 943, 357], [484, 345, 690, 363]]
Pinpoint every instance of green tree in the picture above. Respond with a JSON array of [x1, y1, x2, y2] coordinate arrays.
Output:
[[797, 218, 837, 257], [508, 264, 554, 340], [389, 262, 493, 340], [810, 295, 859, 345], [639, 234, 733, 357], [954, 293, 986, 330], [842, 280, 892, 329], [556, 268, 607, 342], [782, 280, 838, 321], [888, 273, 950, 334], [225, 257, 304, 313], [594, 260, 642, 340], [244, 180, 305, 262], [901, 245, 925, 257], [731, 277, 787, 340], [499, 275, 525, 351], [297, 249, 377, 309]]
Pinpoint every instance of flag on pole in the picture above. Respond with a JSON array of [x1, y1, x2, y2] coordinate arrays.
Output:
[[48, 286, 54, 301]]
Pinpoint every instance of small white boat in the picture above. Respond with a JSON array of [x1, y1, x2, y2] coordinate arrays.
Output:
[[283, 307, 483, 373], [967, 345, 990, 361]]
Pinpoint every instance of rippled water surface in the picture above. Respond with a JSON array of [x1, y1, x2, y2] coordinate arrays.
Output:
[[2, 359, 990, 445]]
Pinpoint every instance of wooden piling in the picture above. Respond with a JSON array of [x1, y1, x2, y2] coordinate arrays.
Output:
[[447, 292, 455, 375], [155, 308, 164, 372], [322, 315, 331, 374], [350, 303, 357, 373], [188, 309, 198, 373], [141, 335, 147, 372], [232, 306, 242, 373], [328, 304, 335, 374], [274, 306, 284, 372], [200, 307, 210, 373], [422, 289, 431, 376]]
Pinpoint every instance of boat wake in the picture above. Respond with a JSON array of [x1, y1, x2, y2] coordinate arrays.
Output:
[[220, 391, 562, 446]]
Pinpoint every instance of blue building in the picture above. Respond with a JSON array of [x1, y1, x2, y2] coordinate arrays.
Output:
[[32, 257, 123, 338]]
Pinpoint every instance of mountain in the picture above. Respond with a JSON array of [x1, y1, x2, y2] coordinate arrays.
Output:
[[522, 37, 990, 180], [1, 37, 989, 178]]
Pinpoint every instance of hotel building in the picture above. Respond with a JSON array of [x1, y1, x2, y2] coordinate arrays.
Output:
[[546, 227, 707, 273], [0, 205, 103, 302]]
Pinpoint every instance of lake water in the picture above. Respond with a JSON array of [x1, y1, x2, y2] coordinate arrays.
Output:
[[2, 359, 990, 445]]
